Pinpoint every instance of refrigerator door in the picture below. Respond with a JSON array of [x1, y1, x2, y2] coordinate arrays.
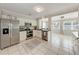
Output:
[[0, 19, 10, 49], [10, 20, 19, 45]]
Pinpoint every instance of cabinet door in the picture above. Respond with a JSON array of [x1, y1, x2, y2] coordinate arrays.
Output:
[[1, 19, 10, 49], [20, 31, 26, 42], [10, 20, 20, 45], [33, 30, 37, 37]]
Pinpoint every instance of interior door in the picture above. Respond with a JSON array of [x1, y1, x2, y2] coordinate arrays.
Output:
[[10, 20, 19, 45], [1, 19, 10, 49]]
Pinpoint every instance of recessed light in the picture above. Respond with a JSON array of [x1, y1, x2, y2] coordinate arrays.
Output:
[[33, 6, 44, 13]]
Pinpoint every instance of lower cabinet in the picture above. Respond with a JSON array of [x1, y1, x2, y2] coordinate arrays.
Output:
[[33, 30, 42, 38], [20, 31, 26, 42]]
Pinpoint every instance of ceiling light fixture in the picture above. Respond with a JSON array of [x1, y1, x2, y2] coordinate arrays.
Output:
[[33, 6, 44, 13]]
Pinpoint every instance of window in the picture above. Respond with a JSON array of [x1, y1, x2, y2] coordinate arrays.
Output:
[[51, 21, 60, 30], [42, 21, 48, 29], [51, 11, 78, 33], [63, 21, 73, 30], [39, 18, 48, 29]]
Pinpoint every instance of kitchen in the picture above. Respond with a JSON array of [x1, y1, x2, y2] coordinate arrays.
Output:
[[0, 3, 79, 55]]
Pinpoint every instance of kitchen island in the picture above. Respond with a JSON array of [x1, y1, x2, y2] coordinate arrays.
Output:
[[33, 29, 50, 41]]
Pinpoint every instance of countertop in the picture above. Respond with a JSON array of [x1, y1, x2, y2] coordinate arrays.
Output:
[[19, 29, 27, 32], [34, 29, 50, 32], [19, 28, 50, 32]]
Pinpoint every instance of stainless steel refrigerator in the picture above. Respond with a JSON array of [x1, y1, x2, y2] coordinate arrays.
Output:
[[0, 18, 20, 49]]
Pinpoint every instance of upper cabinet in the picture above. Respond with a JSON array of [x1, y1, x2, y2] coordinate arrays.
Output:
[[29, 19, 37, 26], [17, 18, 25, 26], [0, 9, 37, 27], [17, 18, 37, 26]]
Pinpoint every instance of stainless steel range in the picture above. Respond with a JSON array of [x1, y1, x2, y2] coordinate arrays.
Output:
[[0, 18, 19, 49]]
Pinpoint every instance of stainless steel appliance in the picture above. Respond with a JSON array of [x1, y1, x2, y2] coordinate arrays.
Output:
[[42, 30, 48, 41], [0, 18, 19, 49], [25, 23, 33, 39]]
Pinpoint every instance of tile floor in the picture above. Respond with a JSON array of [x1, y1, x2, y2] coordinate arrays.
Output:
[[0, 37, 53, 55], [49, 32, 79, 55], [0, 32, 79, 55]]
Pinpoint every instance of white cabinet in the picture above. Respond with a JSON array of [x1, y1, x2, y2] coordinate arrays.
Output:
[[17, 18, 37, 26], [33, 30, 37, 37], [20, 31, 26, 42], [33, 30, 42, 38], [30, 20, 37, 26], [17, 18, 25, 26]]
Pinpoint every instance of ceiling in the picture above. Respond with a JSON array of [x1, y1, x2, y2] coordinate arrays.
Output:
[[0, 3, 79, 19]]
